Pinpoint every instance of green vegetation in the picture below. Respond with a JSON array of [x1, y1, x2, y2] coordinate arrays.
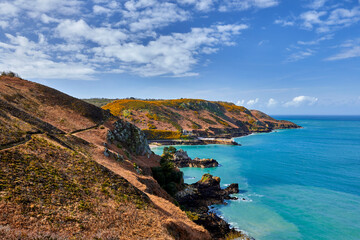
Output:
[[147, 123, 157, 129], [101, 98, 296, 138], [1, 71, 20, 78], [143, 129, 182, 140], [151, 148, 183, 196], [163, 146, 177, 155], [198, 116, 217, 125], [0, 137, 148, 216], [185, 211, 199, 221], [211, 114, 230, 127]]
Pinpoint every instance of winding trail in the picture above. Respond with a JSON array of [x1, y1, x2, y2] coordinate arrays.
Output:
[[0, 123, 103, 152], [0, 132, 42, 151]]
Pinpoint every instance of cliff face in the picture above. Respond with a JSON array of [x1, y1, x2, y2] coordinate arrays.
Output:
[[102, 99, 300, 139], [0, 76, 211, 239], [107, 119, 151, 156]]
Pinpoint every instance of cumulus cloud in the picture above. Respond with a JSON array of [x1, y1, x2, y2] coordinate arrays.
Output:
[[0, 34, 95, 80], [267, 98, 277, 107], [284, 96, 318, 107], [56, 19, 128, 45], [120, 1, 189, 33], [91, 24, 248, 77], [0, 0, 270, 79]]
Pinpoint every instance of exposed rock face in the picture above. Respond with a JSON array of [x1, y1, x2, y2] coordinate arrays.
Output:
[[107, 119, 151, 156], [175, 174, 253, 239], [172, 149, 219, 168], [175, 174, 239, 212]]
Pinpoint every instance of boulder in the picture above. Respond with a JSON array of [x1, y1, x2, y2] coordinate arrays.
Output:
[[107, 119, 151, 156]]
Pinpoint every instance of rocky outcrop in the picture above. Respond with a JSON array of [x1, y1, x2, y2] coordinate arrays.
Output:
[[175, 174, 253, 239], [175, 174, 238, 211], [107, 119, 151, 156], [172, 149, 219, 168]]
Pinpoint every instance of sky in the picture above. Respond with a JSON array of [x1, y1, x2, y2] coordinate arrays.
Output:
[[0, 0, 360, 115]]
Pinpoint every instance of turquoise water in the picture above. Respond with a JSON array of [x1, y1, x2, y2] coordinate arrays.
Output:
[[152, 116, 360, 240]]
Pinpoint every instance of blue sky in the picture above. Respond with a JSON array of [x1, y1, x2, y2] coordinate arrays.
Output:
[[0, 0, 359, 115]]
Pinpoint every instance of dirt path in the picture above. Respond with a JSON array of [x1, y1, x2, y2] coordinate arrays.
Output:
[[0, 132, 42, 151]]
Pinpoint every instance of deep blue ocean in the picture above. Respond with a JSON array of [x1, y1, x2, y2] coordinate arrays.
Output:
[[152, 116, 360, 240]]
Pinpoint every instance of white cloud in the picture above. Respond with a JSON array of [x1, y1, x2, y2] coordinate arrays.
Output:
[[300, 7, 360, 32], [284, 96, 318, 107], [93, 5, 112, 15], [0, 2, 19, 17], [219, 0, 279, 12], [307, 0, 327, 10], [274, 19, 295, 27], [177, 0, 214, 11], [56, 19, 127, 45], [326, 46, 360, 61], [120, 1, 189, 33], [0, 34, 95, 80], [247, 98, 259, 106], [236, 100, 245, 106], [326, 39, 360, 61], [297, 34, 333, 45], [0, 0, 255, 79], [0, 21, 9, 29], [267, 98, 277, 107], [91, 24, 248, 77], [286, 49, 314, 62]]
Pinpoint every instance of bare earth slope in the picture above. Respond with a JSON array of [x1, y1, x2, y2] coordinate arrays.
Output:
[[102, 99, 300, 139], [0, 76, 210, 239]]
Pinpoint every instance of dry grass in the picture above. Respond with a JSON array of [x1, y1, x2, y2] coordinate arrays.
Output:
[[101, 98, 299, 139]]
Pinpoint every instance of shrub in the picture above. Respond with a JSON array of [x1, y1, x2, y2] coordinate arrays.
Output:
[[0, 71, 20, 78], [147, 123, 157, 129], [151, 155, 183, 196], [142, 129, 182, 140]]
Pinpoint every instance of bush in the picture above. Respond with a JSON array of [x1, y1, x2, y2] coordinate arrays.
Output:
[[1, 71, 20, 78], [142, 129, 182, 140], [147, 123, 157, 129], [151, 155, 183, 196]]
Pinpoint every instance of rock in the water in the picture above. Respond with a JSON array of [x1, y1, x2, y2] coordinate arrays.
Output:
[[171, 149, 219, 168], [175, 174, 252, 239], [175, 173, 239, 211]]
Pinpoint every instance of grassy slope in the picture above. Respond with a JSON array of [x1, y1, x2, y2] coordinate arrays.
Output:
[[0, 76, 210, 239], [103, 99, 299, 139]]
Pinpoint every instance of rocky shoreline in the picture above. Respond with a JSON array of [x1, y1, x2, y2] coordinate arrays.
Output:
[[157, 146, 253, 239], [149, 138, 240, 146], [175, 174, 254, 240]]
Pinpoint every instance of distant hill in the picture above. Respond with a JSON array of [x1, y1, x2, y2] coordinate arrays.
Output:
[[0, 76, 211, 239], [102, 99, 300, 139], [83, 98, 119, 107]]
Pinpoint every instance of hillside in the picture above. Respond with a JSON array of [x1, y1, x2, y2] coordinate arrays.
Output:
[[0, 76, 213, 239], [102, 99, 300, 139]]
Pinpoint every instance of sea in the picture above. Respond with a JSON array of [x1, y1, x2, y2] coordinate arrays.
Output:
[[152, 116, 360, 240]]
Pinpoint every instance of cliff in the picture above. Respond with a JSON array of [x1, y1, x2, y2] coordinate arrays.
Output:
[[101, 99, 300, 139], [0, 76, 213, 239]]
